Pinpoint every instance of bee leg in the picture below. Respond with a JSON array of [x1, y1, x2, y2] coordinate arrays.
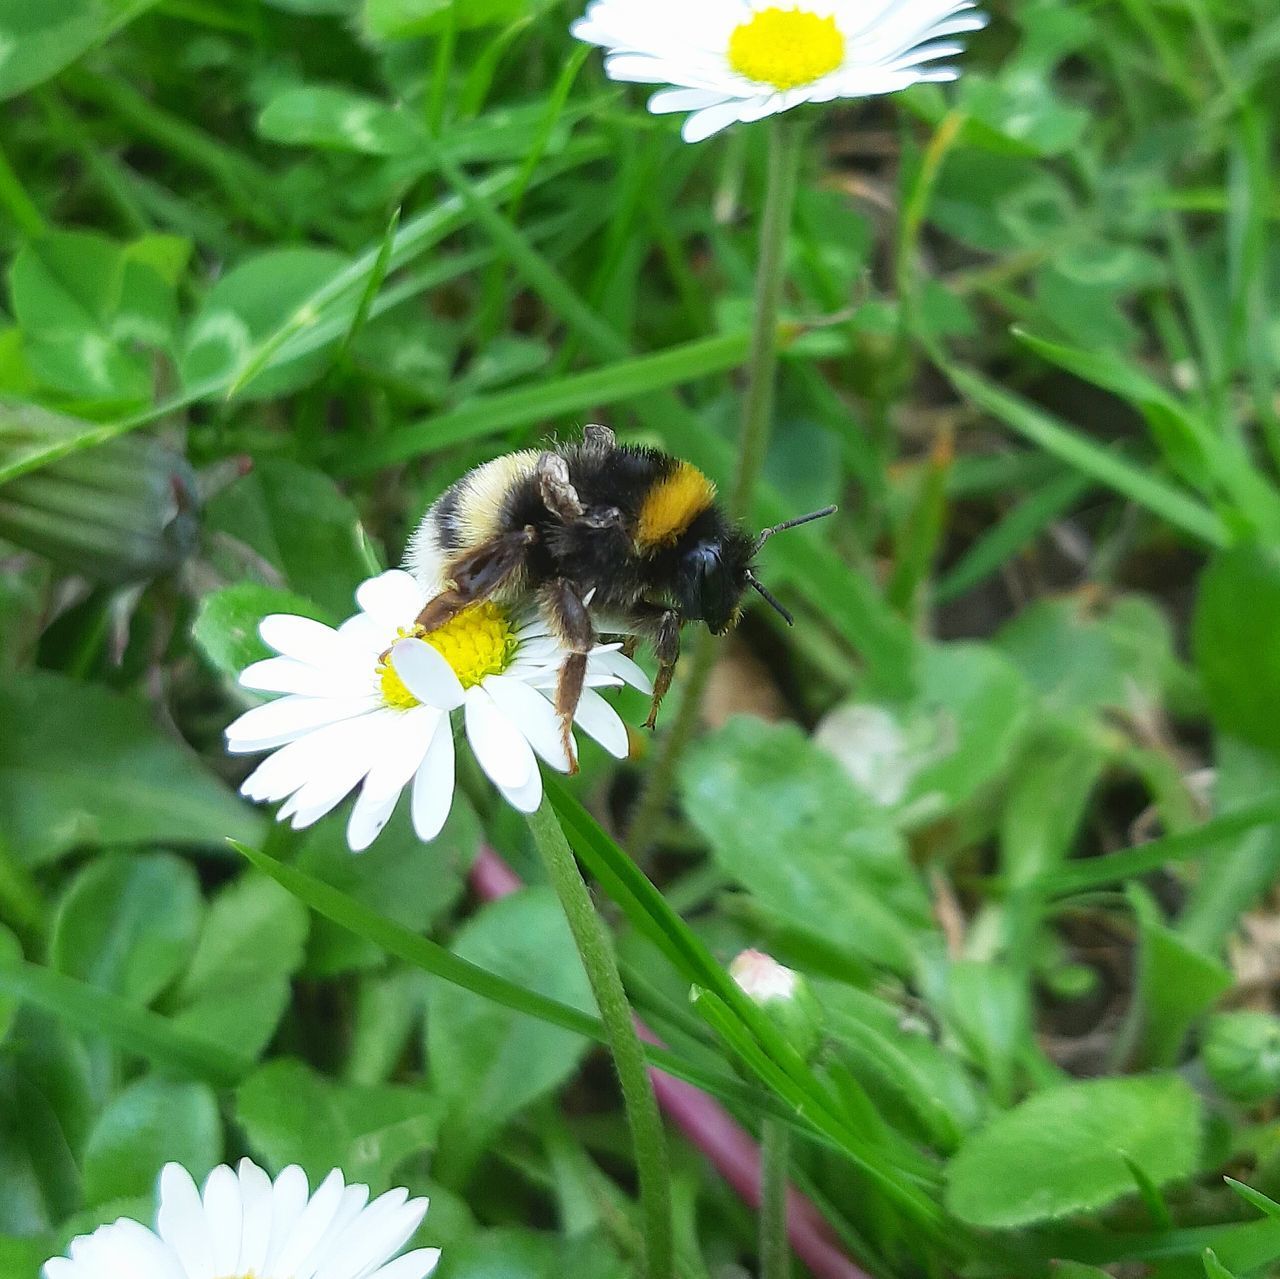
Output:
[[583, 423, 616, 450], [413, 526, 536, 632], [541, 578, 595, 774], [537, 452, 584, 522], [628, 601, 682, 730]]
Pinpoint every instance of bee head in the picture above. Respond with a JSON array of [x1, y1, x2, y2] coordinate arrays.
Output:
[[674, 526, 756, 635]]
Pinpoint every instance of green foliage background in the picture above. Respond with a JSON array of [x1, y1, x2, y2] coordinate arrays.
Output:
[[2, 0, 1280, 1275]]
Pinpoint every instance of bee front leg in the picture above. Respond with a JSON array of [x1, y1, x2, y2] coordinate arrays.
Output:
[[541, 578, 595, 774], [629, 601, 682, 730], [413, 527, 536, 632]]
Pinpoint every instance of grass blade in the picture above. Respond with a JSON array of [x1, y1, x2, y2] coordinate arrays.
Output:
[[1039, 796, 1280, 897], [339, 330, 753, 473], [0, 959, 249, 1088], [941, 360, 1231, 548]]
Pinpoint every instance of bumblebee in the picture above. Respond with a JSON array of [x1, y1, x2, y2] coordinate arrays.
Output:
[[405, 424, 833, 762]]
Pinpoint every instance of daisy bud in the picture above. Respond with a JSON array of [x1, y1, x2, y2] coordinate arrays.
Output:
[[1202, 1011, 1280, 1105], [0, 423, 198, 582], [728, 949, 823, 1063]]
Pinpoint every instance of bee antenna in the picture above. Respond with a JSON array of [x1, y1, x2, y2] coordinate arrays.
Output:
[[753, 504, 837, 552], [746, 572, 795, 627]]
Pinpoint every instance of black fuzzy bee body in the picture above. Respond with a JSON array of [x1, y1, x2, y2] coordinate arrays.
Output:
[[405, 425, 825, 764]]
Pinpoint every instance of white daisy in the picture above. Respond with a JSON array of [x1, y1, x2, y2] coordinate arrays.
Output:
[[226, 570, 650, 850], [572, 0, 987, 142], [43, 1159, 439, 1279]]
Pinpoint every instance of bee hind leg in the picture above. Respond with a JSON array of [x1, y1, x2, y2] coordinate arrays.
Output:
[[541, 578, 595, 774]]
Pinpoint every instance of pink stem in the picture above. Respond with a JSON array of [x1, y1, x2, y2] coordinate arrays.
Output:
[[470, 844, 871, 1279]]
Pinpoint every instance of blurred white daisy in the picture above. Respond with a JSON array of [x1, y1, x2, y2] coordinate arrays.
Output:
[[44, 1159, 438, 1279], [572, 0, 987, 142], [226, 570, 650, 849]]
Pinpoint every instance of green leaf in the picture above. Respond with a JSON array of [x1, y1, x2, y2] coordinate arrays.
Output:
[[7, 231, 174, 401], [1179, 739, 1280, 952], [0, 927, 21, 1047], [820, 982, 984, 1151], [998, 594, 1180, 720], [0, 0, 161, 101], [167, 874, 309, 1061], [1195, 545, 1280, 756], [0, 959, 247, 1087], [946, 1075, 1202, 1228], [191, 582, 331, 681], [1125, 885, 1231, 1069], [180, 247, 351, 400], [362, 0, 527, 40], [681, 719, 933, 975], [0, 670, 261, 865], [203, 458, 377, 618], [440, 1228, 629, 1279], [82, 1075, 221, 1207], [258, 85, 423, 155], [426, 888, 595, 1178], [0, 1009, 92, 1232], [999, 724, 1106, 888], [297, 797, 474, 978], [816, 643, 1031, 824], [236, 1058, 441, 1189], [939, 961, 1031, 1108], [49, 852, 201, 1005]]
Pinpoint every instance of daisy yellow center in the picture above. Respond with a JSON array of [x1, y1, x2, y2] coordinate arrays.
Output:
[[727, 7, 844, 91], [378, 602, 518, 708]]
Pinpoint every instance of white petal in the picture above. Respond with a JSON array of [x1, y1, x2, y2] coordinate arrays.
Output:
[[411, 720, 456, 842], [357, 570, 424, 627], [271, 1169, 346, 1278], [278, 711, 393, 830], [239, 715, 376, 804], [345, 708, 437, 852], [648, 87, 731, 114], [313, 1194, 427, 1279], [203, 1165, 243, 1276], [265, 1167, 311, 1272], [588, 647, 652, 693], [483, 674, 571, 772], [682, 99, 754, 142], [464, 686, 536, 791], [235, 1159, 275, 1276], [572, 688, 630, 759], [226, 694, 379, 753], [240, 656, 372, 699], [156, 1163, 215, 1279], [368, 1248, 443, 1279], [259, 615, 357, 666], [498, 762, 544, 814], [390, 638, 465, 711]]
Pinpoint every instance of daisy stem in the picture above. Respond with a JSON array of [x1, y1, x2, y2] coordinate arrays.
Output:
[[525, 796, 674, 1279], [761, 1117, 792, 1279], [626, 117, 804, 857], [730, 113, 805, 520]]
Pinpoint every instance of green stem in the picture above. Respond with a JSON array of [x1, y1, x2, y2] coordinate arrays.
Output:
[[627, 118, 803, 855], [730, 114, 805, 520], [525, 797, 674, 1279], [761, 1117, 792, 1279]]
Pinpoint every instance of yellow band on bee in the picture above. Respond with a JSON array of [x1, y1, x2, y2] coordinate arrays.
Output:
[[636, 461, 716, 548]]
